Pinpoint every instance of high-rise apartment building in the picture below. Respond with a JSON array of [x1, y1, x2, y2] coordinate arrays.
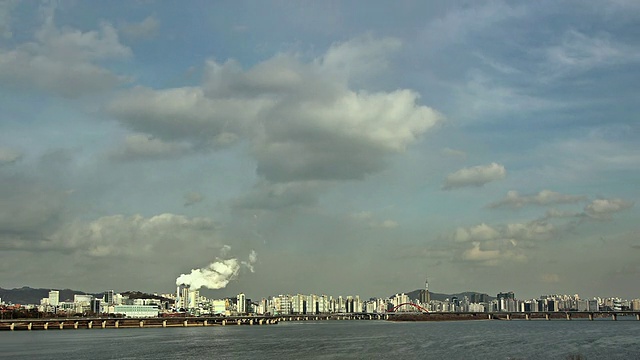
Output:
[[48, 290, 59, 306], [237, 293, 246, 314], [104, 290, 115, 305]]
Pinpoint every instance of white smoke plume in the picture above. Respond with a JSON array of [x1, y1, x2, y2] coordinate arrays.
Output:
[[175, 249, 257, 290]]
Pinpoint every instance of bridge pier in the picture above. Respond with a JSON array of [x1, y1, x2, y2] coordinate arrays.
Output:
[[27, 322, 32, 330], [612, 314, 617, 321], [249, 319, 254, 325], [74, 322, 79, 329], [545, 313, 550, 321], [88, 321, 93, 329], [162, 320, 167, 328], [9, 323, 14, 331], [204, 320, 208, 326], [506, 313, 511, 320], [637, 314, 640, 321], [44, 322, 49, 330], [138, 321, 144, 328], [487, 314, 492, 320], [589, 314, 594, 321], [566, 313, 571, 321], [525, 314, 530, 320], [102, 321, 106, 329], [237, 320, 241, 325], [183, 320, 188, 327], [115, 320, 119, 328], [59, 322, 64, 329], [221, 319, 226, 326]]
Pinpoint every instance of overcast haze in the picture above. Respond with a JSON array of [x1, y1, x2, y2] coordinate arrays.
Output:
[[0, 0, 638, 300]]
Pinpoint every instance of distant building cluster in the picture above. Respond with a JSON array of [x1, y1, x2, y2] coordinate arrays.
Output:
[[1, 281, 638, 319]]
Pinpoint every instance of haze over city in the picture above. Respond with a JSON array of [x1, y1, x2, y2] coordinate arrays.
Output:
[[0, 0, 638, 301]]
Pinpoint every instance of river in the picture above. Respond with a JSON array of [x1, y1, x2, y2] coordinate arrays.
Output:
[[1, 318, 639, 359]]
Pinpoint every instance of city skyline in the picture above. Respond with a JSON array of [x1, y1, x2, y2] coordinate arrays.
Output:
[[0, 1, 639, 300], [5, 282, 639, 318]]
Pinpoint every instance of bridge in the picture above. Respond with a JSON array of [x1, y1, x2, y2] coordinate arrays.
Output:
[[388, 302, 429, 313], [1, 310, 638, 330], [0, 313, 383, 331], [386, 310, 640, 321]]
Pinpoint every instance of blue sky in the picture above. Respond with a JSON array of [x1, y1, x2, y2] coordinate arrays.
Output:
[[0, 0, 638, 300]]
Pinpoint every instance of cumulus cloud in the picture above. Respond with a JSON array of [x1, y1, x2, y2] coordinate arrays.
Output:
[[454, 219, 557, 245], [461, 241, 525, 266], [120, 15, 159, 40], [454, 223, 499, 242], [504, 221, 556, 241], [319, 35, 402, 81], [584, 198, 633, 220], [0, 147, 22, 165], [110, 36, 442, 208], [0, 8, 130, 97], [0, 213, 220, 258], [443, 162, 506, 190], [489, 189, 587, 208], [109, 133, 191, 161]]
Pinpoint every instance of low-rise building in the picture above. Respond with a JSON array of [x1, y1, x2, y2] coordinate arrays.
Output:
[[113, 305, 159, 318]]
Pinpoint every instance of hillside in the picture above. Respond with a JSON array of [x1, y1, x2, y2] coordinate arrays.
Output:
[[402, 289, 495, 303], [0, 287, 99, 305]]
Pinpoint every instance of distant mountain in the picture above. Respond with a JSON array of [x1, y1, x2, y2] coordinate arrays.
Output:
[[0, 287, 100, 305], [401, 289, 495, 303]]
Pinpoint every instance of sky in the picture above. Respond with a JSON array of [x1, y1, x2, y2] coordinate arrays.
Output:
[[0, 0, 638, 301]]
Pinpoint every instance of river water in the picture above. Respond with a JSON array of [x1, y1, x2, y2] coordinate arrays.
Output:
[[1, 318, 639, 359]]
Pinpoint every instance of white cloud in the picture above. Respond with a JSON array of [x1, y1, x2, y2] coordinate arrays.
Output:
[[584, 198, 633, 220], [543, 29, 640, 80], [320, 35, 402, 82], [443, 162, 506, 190], [108, 133, 191, 161], [0, 12, 131, 97], [108, 85, 270, 146], [454, 219, 557, 245], [461, 241, 525, 266], [505, 221, 556, 241], [46, 213, 219, 257], [454, 223, 499, 242], [109, 36, 442, 208], [489, 189, 587, 208], [462, 241, 500, 263], [120, 15, 159, 40]]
